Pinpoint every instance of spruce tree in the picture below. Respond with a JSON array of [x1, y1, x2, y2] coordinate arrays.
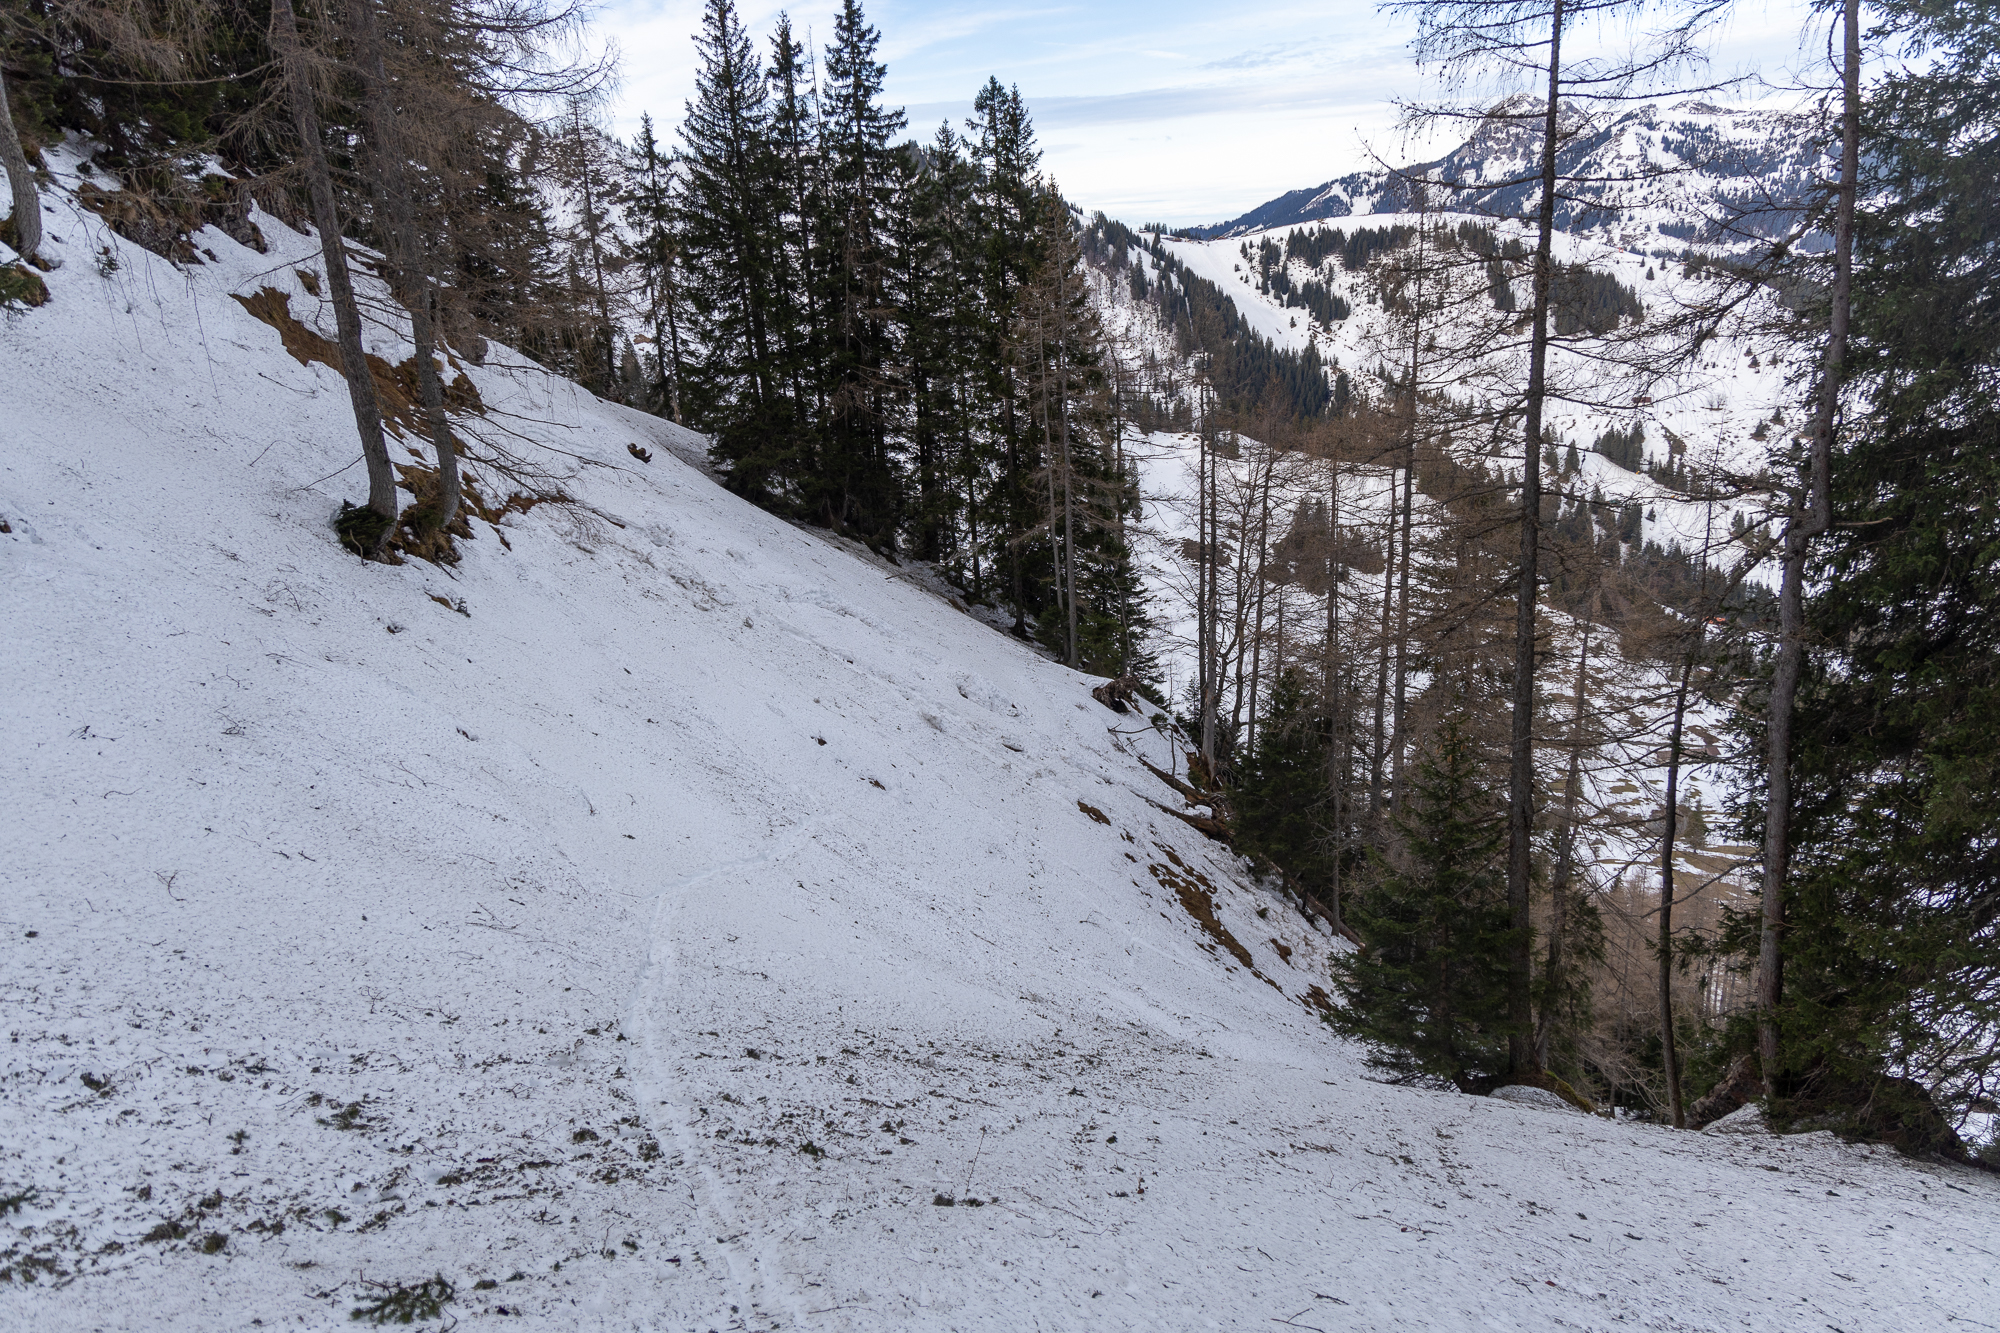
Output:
[[764, 15, 825, 482], [894, 124, 979, 565], [675, 0, 787, 499], [624, 112, 688, 422], [815, 0, 906, 545], [1762, 0, 2000, 1154], [966, 78, 1043, 626], [1328, 710, 1521, 1094], [1234, 669, 1333, 891]]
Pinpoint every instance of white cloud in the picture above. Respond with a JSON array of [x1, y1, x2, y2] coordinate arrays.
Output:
[[595, 0, 1831, 226]]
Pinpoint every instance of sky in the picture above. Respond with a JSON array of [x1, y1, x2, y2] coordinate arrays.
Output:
[[593, 0, 1832, 227]]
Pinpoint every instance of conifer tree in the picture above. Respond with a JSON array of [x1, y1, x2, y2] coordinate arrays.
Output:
[[763, 14, 825, 480], [966, 77, 1043, 625], [625, 112, 687, 422], [1329, 709, 1521, 1093], [675, 0, 785, 498], [347, 0, 465, 533], [895, 123, 979, 564], [815, 0, 905, 544], [1235, 668, 1334, 891], [1388, 0, 1726, 1081], [1, 63, 41, 261], [268, 0, 399, 547], [544, 99, 626, 397], [1761, 0, 2000, 1153]]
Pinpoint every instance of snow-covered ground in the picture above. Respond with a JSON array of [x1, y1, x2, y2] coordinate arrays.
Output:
[[1163, 218, 1790, 491], [3, 158, 1997, 1331]]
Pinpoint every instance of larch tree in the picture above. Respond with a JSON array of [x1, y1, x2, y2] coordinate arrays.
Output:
[[268, 0, 400, 550], [1, 62, 41, 261], [1383, 0, 1727, 1080], [346, 0, 464, 534]]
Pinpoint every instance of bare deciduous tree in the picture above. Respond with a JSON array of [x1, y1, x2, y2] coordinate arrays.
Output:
[[1384, 0, 1728, 1080], [0, 65, 42, 261], [269, 0, 400, 545]]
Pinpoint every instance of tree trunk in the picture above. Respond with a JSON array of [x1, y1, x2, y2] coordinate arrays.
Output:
[[572, 106, 617, 392], [1659, 644, 1697, 1128], [1507, 0, 1566, 1078], [1370, 491, 1395, 822], [1390, 430, 1416, 809], [348, 0, 461, 531], [269, 0, 400, 538], [1324, 448, 1345, 932], [1197, 386, 1219, 769], [1759, 0, 1857, 1097], [1245, 458, 1274, 750], [1536, 627, 1589, 1069], [663, 278, 687, 423], [1060, 369, 1078, 669], [0, 66, 42, 261]]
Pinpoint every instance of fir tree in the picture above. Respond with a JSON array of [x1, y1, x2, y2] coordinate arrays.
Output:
[[763, 15, 826, 483], [966, 77, 1043, 626]]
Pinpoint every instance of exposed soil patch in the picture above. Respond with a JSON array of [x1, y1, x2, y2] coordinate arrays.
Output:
[[1148, 854, 1278, 991], [387, 463, 567, 564], [231, 287, 483, 440]]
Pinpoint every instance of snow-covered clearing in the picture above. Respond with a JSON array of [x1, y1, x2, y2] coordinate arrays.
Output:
[[2, 161, 1996, 1331]]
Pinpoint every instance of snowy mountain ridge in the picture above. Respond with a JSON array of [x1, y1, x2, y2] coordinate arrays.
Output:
[[1194, 100, 1821, 249], [3, 145, 1996, 1332]]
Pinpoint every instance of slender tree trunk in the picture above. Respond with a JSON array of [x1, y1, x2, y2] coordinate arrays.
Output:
[[1537, 627, 1590, 1068], [269, 0, 400, 536], [572, 108, 616, 390], [663, 278, 687, 423], [348, 0, 461, 530], [1371, 488, 1395, 822], [1274, 586, 1286, 685], [1390, 433, 1416, 808], [1324, 448, 1345, 932], [1759, 0, 1857, 1097], [1197, 384, 1219, 769], [1245, 458, 1275, 750], [1377, 222, 1429, 820], [1059, 346, 1078, 669], [1507, 0, 1566, 1078], [1228, 441, 1260, 734], [0, 66, 42, 261], [1110, 352, 1137, 674], [1035, 311, 1063, 649], [1659, 640, 1698, 1128]]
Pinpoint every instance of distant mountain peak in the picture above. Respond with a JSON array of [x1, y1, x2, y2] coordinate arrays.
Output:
[[1192, 101, 1820, 245]]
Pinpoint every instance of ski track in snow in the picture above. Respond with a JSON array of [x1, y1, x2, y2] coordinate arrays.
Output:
[[1, 151, 1997, 1331]]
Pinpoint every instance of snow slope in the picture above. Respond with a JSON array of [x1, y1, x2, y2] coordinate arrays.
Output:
[[3, 158, 1998, 1332]]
